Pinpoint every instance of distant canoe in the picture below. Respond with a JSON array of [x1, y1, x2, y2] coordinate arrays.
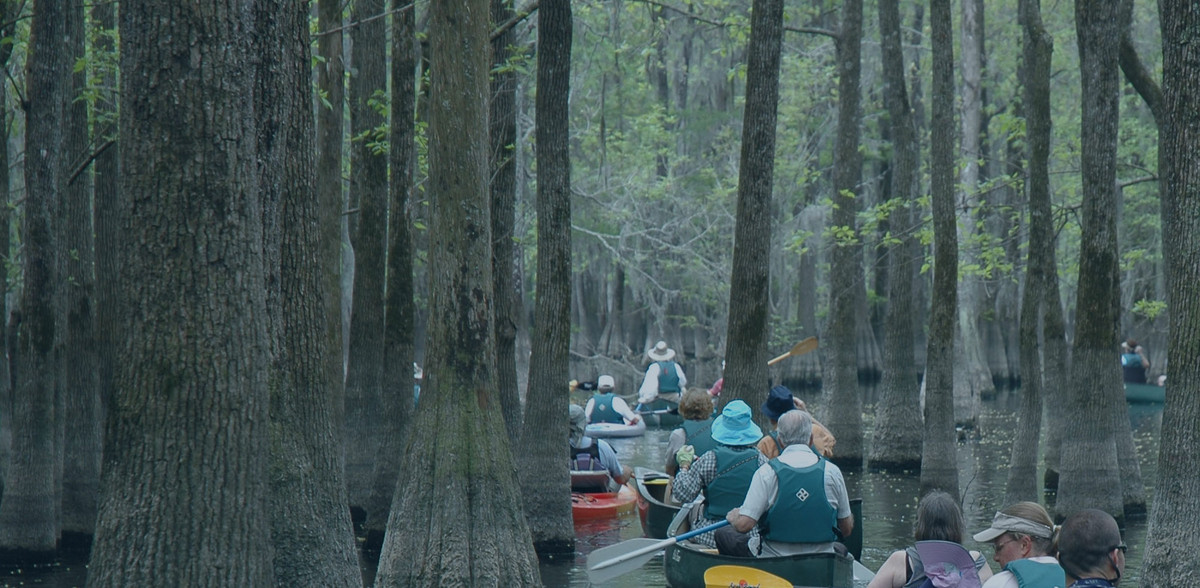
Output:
[[637, 398, 683, 427], [634, 467, 680, 539], [1125, 382, 1165, 403], [586, 419, 647, 438], [572, 484, 636, 521]]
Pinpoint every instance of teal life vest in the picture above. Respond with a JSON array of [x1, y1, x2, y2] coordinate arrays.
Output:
[[657, 360, 681, 393], [591, 392, 625, 424], [762, 457, 838, 543], [1121, 352, 1147, 383], [702, 445, 761, 519], [681, 418, 717, 458], [1007, 558, 1066, 588]]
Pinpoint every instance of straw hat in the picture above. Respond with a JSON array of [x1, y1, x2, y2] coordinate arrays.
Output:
[[647, 341, 676, 362]]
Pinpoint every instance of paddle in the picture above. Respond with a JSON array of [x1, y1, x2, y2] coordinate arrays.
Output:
[[636, 407, 679, 416], [766, 336, 819, 366], [703, 565, 791, 588], [586, 520, 730, 584]]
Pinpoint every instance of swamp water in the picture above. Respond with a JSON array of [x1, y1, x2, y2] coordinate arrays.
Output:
[[0, 389, 1163, 587]]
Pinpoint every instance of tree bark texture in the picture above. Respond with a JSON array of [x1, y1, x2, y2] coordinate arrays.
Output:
[[919, 0, 960, 500], [344, 0, 389, 514], [520, 0, 576, 555], [375, 0, 541, 583], [0, 0, 16, 505], [869, 0, 922, 471], [0, 0, 67, 553], [723, 0, 783, 413], [61, 0, 102, 541], [1055, 0, 1136, 519], [1142, 2, 1200, 581], [825, 0, 864, 466], [1007, 0, 1054, 504], [258, 2, 363, 585], [366, 0, 419, 545], [491, 0, 524, 444], [89, 0, 273, 584]]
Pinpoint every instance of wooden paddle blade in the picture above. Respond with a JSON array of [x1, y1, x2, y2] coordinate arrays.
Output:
[[703, 565, 792, 588], [766, 336, 819, 366], [586, 538, 665, 584]]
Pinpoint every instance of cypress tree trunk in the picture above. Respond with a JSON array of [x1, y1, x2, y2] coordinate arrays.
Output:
[[375, 0, 540, 582], [0, 0, 16, 505], [1142, 1, 1200, 580], [258, 1, 362, 585], [89, 0, 273, 583], [1055, 0, 1135, 519], [869, 0, 922, 471], [344, 0, 389, 514], [520, 0, 575, 555], [722, 0, 784, 411], [0, 0, 67, 553], [825, 0, 864, 466], [919, 0, 960, 500]]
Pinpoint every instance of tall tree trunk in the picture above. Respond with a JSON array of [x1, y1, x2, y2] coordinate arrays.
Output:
[[61, 0, 102, 543], [0, 0, 67, 553], [920, 0, 960, 500], [366, 0, 419, 548], [953, 0, 990, 427], [344, 0, 389, 515], [519, 0, 575, 556], [723, 0, 783, 411], [491, 0, 524, 444], [1055, 0, 1137, 519], [374, 0, 540, 582], [0, 0, 17, 504], [1006, 0, 1054, 504], [258, 2, 363, 585], [89, 0, 273, 583], [1142, 1, 1200, 580], [825, 0, 864, 466], [316, 0, 345, 446], [869, 0, 922, 471]]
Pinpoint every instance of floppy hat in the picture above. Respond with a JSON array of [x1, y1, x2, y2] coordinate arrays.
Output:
[[598, 375, 615, 390], [972, 511, 1054, 542], [710, 400, 764, 446], [648, 341, 676, 362], [761, 385, 796, 421]]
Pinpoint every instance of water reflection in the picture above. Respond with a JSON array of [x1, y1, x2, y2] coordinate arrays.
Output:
[[542, 389, 1161, 587]]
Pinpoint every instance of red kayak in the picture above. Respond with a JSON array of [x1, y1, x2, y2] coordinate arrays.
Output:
[[572, 484, 636, 521]]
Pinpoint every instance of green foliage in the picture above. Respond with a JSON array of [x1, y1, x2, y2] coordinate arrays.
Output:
[[1131, 298, 1166, 321]]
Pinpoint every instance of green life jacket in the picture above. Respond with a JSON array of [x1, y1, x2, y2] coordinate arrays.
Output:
[[681, 418, 717, 458], [656, 360, 681, 393], [702, 445, 761, 519], [762, 457, 837, 543], [590, 392, 625, 424], [1007, 558, 1066, 588]]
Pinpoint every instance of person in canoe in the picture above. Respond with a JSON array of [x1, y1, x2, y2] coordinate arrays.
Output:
[[724, 409, 854, 558], [569, 404, 631, 491], [973, 502, 1064, 588], [867, 490, 992, 588], [1120, 338, 1149, 384], [664, 388, 717, 476], [757, 385, 836, 459], [637, 340, 688, 406], [671, 400, 766, 549], [584, 375, 641, 426], [1056, 509, 1126, 587]]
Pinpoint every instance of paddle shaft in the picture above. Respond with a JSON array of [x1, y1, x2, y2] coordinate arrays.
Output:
[[767, 336, 818, 366], [588, 520, 730, 572]]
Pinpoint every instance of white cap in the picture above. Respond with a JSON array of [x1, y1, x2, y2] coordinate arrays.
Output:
[[598, 375, 615, 389]]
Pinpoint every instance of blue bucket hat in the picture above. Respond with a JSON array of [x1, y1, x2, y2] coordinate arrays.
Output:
[[761, 385, 796, 421], [710, 400, 764, 446]]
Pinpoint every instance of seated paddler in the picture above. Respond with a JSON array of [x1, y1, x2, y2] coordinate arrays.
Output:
[[584, 374, 641, 426], [664, 388, 717, 476], [725, 409, 853, 557], [569, 404, 631, 492], [671, 400, 766, 551]]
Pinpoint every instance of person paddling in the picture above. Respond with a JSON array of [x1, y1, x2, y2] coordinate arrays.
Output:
[[638, 341, 688, 406], [585, 375, 640, 425]]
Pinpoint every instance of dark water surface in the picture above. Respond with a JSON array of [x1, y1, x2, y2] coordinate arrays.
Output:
[[0, 389, 1163, 587]]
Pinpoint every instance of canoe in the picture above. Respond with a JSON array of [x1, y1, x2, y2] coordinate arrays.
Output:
[[634, 467, 681, 539], [573, 484, 636, 521], [571, 469, 615, 493], [587, 419, 647, 438], [1125, 381, 1165, 403], [637, 398, 683, 427]]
